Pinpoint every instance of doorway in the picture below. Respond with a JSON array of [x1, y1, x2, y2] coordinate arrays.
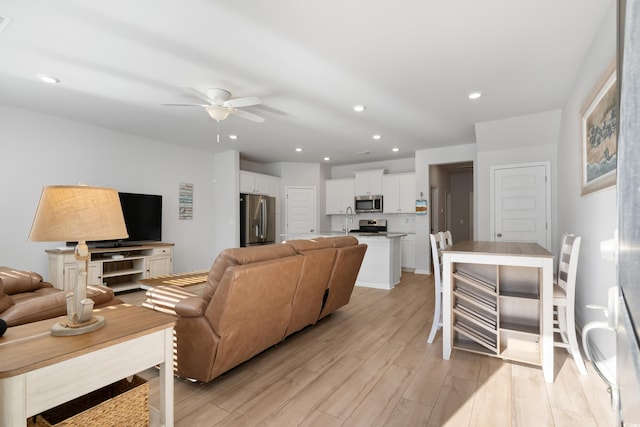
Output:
[[429, 162, 474, 242], [285, 186, 317, 235]]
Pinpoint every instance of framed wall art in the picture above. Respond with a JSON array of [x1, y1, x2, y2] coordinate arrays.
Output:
[[580, 60, 618, 196]]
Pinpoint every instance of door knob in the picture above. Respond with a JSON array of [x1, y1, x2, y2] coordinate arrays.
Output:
[[497, 233, 502, 237]]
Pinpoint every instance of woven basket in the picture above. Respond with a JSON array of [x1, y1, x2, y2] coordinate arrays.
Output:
[[31, 375, 148, 427]]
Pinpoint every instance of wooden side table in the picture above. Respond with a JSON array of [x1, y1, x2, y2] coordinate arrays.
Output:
[[0, 304, 176, 426]]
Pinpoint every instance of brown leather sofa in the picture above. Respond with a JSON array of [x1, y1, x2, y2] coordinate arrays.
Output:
[[144, 236, 367, 383], [0, 267, 122, 327]]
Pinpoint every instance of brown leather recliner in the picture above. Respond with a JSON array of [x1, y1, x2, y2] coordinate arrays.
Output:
[[0, 266, 122, 327], [317, 236, 368, 319], [144, 236, 367, 383]]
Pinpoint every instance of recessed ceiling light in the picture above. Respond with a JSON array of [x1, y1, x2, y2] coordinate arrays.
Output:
[[324, 157, 330, 161], [228, 134, 238, 140], [38, 75, 60, 84], [392, 148, 399, 152], [295, 148, 302, 152], [468, 91, 482, 100], [372, 134, 382, 140], [353, 105, 366, 112]]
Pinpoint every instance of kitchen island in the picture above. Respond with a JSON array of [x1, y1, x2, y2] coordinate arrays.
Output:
[[281, 231, 405, 290], [352, 233, 404, 289]]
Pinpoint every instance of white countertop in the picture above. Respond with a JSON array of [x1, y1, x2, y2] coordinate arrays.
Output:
[[281, 232, 406, 239]]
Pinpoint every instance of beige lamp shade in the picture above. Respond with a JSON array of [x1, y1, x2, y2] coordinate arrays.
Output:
[[29, 185, 128, 242]]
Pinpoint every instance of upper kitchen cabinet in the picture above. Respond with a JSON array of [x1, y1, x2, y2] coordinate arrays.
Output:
[[354, 169, 384, 196], [326, 178, 355, 215], [383, 173, 416, 213], [240, 171, 279, 197]]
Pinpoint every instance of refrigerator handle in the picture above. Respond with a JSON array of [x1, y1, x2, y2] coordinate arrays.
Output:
[[260, 198, 267, 240]]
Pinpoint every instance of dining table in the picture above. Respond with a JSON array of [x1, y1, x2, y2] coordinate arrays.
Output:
[[441, 240, 555, 383]]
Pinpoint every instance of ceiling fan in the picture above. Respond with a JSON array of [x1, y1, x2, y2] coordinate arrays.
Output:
[[163, 88, 265, 123]]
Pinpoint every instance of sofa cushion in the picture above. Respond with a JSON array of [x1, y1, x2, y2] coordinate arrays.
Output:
[[0, 267, 46, 294], [202, 244, 297, 301], [284, 238, 336, 336]]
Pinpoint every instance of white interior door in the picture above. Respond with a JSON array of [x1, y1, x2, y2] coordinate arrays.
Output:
[[285, 186, 316, 235], [491, 162, 550, 249]]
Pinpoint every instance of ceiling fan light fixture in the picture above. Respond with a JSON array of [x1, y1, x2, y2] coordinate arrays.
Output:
[[353, 104, 366, 112], [468, 91, 482, 100], [372, 134, 382, 140], [228, 134, 238, 140], [205, 106, 231, 121]]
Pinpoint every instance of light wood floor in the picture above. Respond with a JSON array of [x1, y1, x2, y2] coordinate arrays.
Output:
[[120, 272, 616, 427]]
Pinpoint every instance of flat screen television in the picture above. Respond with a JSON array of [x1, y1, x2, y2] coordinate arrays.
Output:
[[67, 192, 162, 248]]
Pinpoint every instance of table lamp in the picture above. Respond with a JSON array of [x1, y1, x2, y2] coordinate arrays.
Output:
[[29, 185, 128, 336]]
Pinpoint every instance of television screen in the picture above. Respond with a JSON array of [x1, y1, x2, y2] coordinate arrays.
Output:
[[118, 192, 162, 245], [67, 192, 162, 248]]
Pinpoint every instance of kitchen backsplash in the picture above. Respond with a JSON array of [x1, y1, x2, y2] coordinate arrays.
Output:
[[331, 212, 416, 233]]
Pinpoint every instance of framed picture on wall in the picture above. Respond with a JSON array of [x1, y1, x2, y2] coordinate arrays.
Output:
[[580, 60, 618, 196]]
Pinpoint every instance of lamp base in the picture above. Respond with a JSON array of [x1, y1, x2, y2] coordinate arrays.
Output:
[[51, 315, 106, 336]]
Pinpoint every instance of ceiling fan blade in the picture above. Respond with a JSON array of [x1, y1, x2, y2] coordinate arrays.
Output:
[[232, 108, 265, 123], [162, 103, 208, 107], [223, 96, 261, 108]]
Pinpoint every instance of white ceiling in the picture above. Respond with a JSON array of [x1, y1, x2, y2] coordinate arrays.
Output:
[[0, 0, 612, 165]]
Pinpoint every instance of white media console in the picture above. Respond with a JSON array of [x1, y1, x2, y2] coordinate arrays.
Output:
[[46, 243, 173, 293]]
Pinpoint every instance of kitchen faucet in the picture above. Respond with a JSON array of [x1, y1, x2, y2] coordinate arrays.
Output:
[[345, 206, 354, 235]]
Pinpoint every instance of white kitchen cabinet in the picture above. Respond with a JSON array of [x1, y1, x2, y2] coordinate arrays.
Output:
[[325, 178, 355, 215], [400, 234, 416, 270], [240, 171, 271, 195], [354, 169, 384, 196], [383, 173, 416, 213]]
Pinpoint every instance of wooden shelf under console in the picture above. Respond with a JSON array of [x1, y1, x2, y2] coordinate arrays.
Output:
[[46, 243, 173, 293]]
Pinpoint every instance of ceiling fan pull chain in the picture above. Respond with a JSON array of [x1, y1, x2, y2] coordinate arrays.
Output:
[[217, 120, 220, 143]]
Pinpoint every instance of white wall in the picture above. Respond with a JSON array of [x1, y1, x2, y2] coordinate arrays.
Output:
[[0, 105, 218, 278], [475, 109, 561, 248], [330, 157, 415, 178], [557, 2, 617, 359], [214, 150, 240, 254]]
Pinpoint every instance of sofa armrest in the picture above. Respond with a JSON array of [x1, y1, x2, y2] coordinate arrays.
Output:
[[174, 297, 207, 317], [0, 293, 14, 314], [143, 285, 203, 316]]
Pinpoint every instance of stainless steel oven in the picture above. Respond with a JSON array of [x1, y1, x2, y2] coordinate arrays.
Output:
[[354, 195, 383, 213]]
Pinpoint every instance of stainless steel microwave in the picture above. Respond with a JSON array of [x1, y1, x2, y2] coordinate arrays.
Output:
[[355, 195, 383, 213]]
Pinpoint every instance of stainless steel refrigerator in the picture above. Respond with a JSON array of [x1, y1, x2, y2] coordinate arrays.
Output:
[[240, 194, 276, 247]]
